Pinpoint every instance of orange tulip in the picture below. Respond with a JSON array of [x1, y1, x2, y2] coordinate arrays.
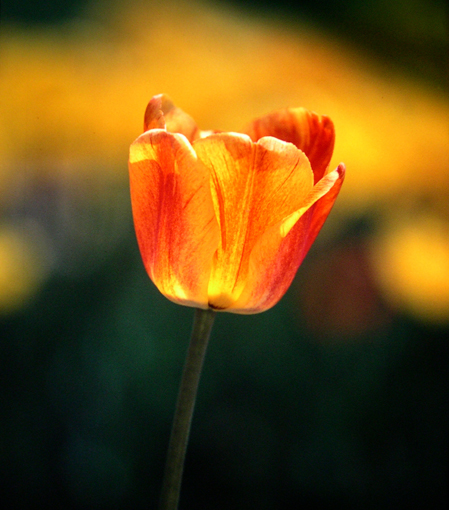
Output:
[[129, 94, 345, 314]]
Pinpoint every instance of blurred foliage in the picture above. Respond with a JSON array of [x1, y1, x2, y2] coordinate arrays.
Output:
[[227, 0, 448, 88], [1, 0, 89, 24], [4, 0, 445, 87], [1, 0, 448, 508]]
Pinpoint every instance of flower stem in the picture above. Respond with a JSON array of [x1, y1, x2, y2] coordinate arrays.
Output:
[[159, 307, 216, 510]]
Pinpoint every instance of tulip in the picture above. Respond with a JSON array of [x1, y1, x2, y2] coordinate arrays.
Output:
[[129, 94, 345, 314]]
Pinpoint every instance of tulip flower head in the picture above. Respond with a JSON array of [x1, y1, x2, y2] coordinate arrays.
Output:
[[129, 94, 345, 314]]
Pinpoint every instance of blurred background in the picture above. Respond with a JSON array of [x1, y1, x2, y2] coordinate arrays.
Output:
[[1, 0, 448, 508]]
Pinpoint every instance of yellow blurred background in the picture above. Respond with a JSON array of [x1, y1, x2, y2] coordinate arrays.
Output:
[[1, 0, 448, 322]]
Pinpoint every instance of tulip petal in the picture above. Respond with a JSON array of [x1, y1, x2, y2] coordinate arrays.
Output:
[[193, 133, 315, 309], [129, 130, 219, 307], [230, 164, 346, 314], [144, 94, 200, 142], [143, 94, 167, 131], [244, 108, 335, 182], [301, 163, 346, 258]]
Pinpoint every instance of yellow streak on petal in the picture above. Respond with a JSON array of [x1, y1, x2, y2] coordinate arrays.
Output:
[[280, 210, 302, 238], [129, 130, 219, 308], [194, 133, 314, 310], [229, 165, 345, 314], [280, 166, 342, 238]]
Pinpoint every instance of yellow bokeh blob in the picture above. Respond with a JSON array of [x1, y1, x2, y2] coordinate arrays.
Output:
[[0, 226, 49, 314], [370, 215, 449, 324]]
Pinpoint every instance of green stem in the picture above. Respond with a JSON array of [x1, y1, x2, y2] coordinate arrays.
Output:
[[159, 307, 216, 510]]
